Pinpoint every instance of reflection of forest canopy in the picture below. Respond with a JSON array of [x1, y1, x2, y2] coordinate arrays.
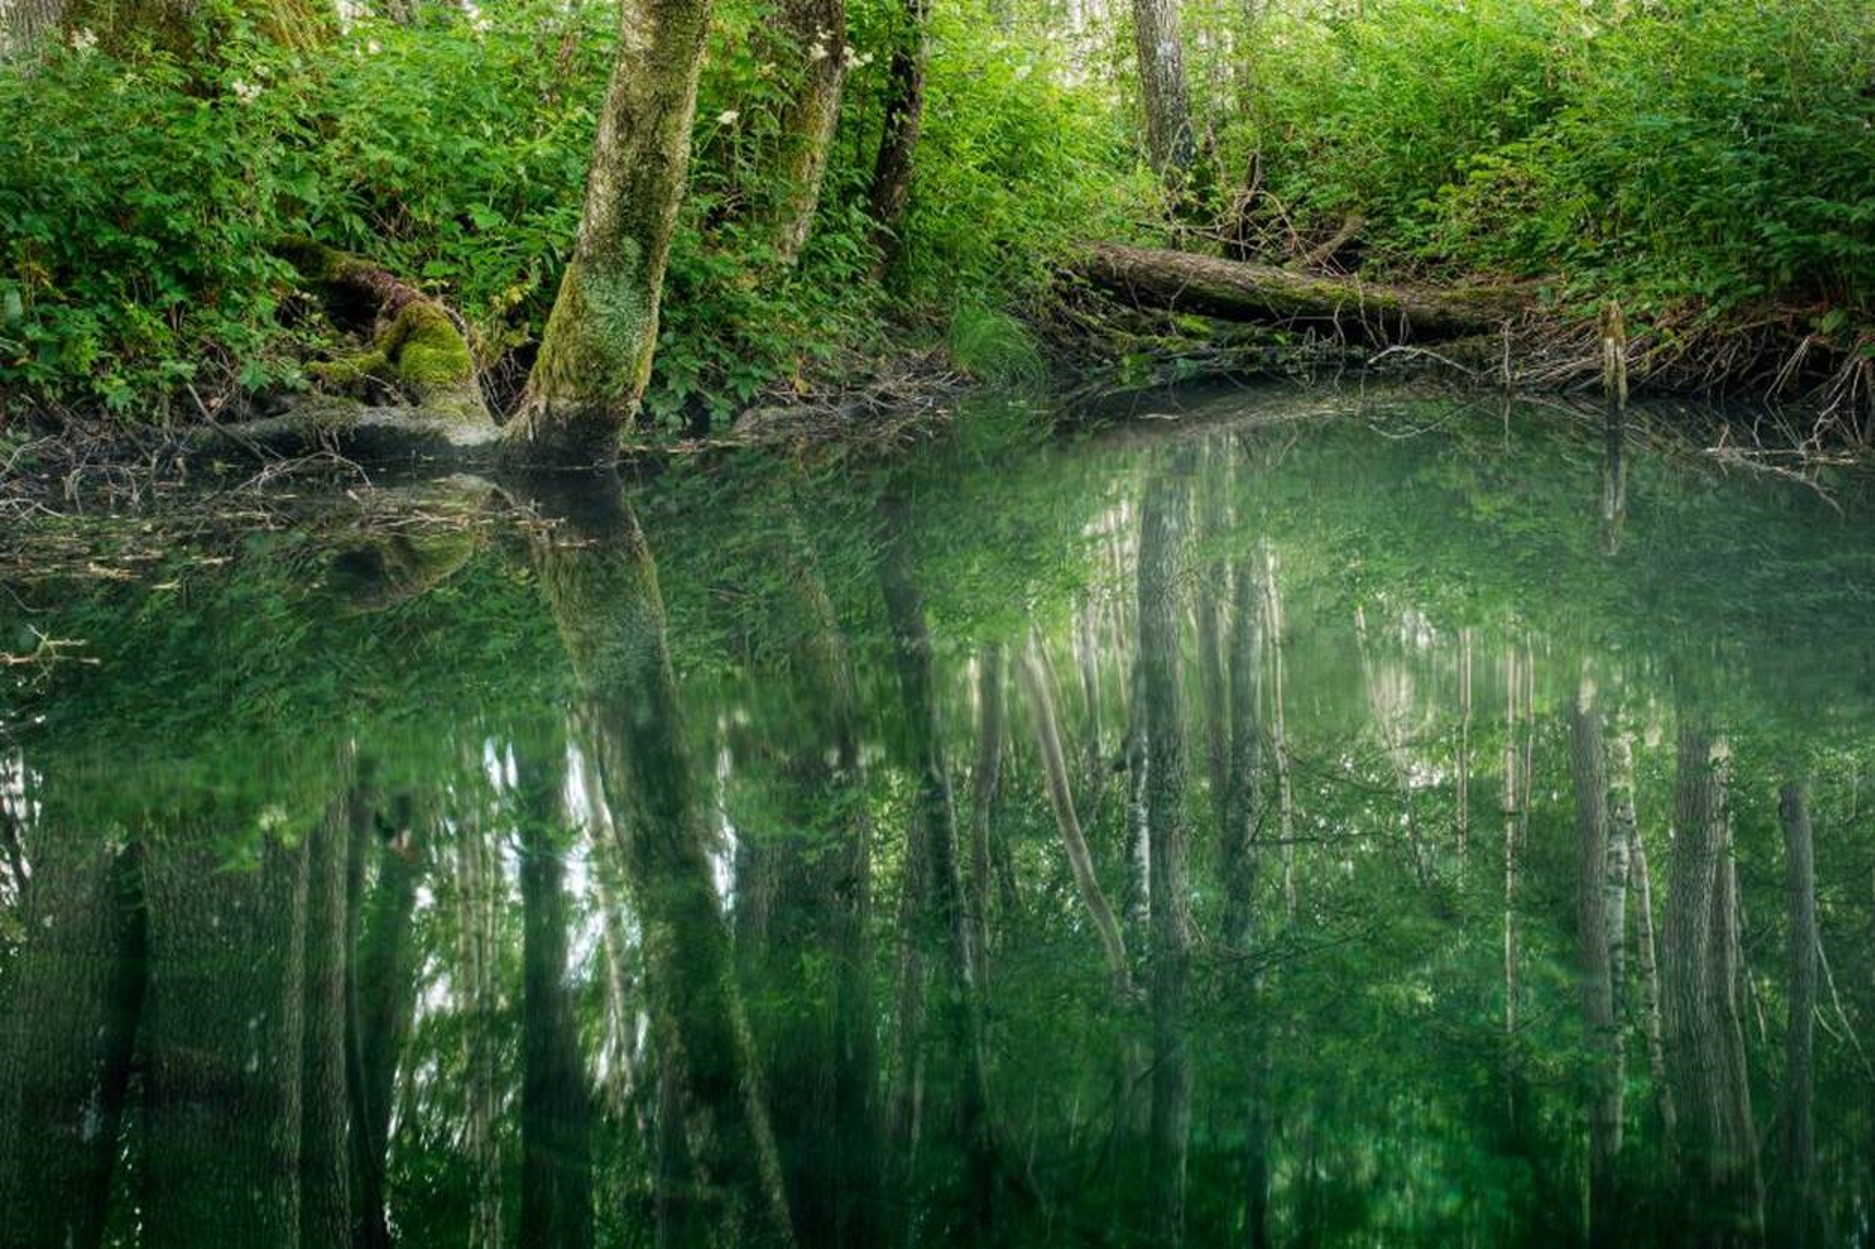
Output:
[[2, 392, 1873, 1247]]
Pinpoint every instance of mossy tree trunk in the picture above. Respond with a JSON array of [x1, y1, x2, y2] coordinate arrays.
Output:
[[758, 0, 848, 266], [63, 0, 334, 61], [504, 0, 716, 465]]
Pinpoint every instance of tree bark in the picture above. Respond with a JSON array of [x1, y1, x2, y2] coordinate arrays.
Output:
[[758, 0, 847, 265], [1779, 780, 1819, 1249], [1139, 448, 1195, 1246], [504, 0, 716, 462], [1129, 0, 1195, 179], [1080, 242, 1527, 344], [866, 0, 930, 266], [455, 779, 505, 1249], [1628, 807, 1678, 1157]]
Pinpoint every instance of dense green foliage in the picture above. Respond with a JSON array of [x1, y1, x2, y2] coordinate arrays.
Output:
[[0, 0, 1136, 420]]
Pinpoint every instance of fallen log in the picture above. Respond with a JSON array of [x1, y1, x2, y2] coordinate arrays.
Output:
[[1077, 242, 1529, 345]]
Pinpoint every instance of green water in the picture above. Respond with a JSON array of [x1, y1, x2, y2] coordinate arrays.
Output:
[[3, 384, 1873, 1248]]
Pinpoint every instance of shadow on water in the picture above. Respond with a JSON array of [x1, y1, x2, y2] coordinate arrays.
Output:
[[2, 383, 1874, 1248]]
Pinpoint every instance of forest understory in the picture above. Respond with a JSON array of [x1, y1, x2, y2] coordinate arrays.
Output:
[[2, 0, 1872, 475]]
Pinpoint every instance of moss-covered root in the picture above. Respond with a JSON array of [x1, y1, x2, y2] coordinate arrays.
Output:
[[284, 239, 493, 432]]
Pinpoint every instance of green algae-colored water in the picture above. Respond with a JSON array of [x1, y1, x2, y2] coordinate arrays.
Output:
[[3, 383, 1872, 1248]]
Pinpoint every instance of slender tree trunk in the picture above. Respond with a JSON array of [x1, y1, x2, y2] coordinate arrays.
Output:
[[515, 727, 596, 1249], [1123, 654, 1153, 941], [968, 644, 1005, 993], [1663, 727, 1762, 1247], [1457, 628, 1472, 873], [0, 814, 144, 1249], [1779, 780, 1819, 1249], [867, 0, 930, 265], [759, 0, 847, 265], [455, 783, 505, 1249], [1569, 673, 1620, 1247], [1130, 0, 1195, 180], [141, 828, 308, 1249], [530, 473, 794, 1247], [1139, 449, 1195, 1246], [1628, 810, 1678, 1156], [876, 492, 995, 1230], [1196, 462, 1230, 838], [1017, 641, 1131, 996], [1502, 643, 1523, 1044], [1262, 543, 1295, 922], [504, 0, 717, 461], [1076, 596, 1105, 778]]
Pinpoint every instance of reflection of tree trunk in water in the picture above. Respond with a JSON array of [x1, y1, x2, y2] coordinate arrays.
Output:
[[1139, 450, 1194, 1246], [141, 827, 308, 1248], [302, 777, 356, 1249], [455, 781, 505, 1249], [1261, 542, 1295, 922], [1777, 781, 1820, 1249], [1016, 641, 1131, 996], [1604, 730, 1634, 1149], [875, 491, 994, 1229], [1076, 595, 1104, 778], [1196, 461, 1230, 839], [1663, 727, 1762, 1246], [1628, 803, 1678, 1158], [0, 805, 144, 1249], [1224, 546, 1270, 1249], [886, 796, 931, 1229], [1356, 605, 1426, 882], [348, 782, 423, 1249], [1502, 643, 1523, 1047], [744, 520, 880, 1249], [967, 643, 1004, 993], [515, 727, 596, 1249], [1569, 673, 1619, 1247], [572, 722, 641, 1119], [1122, 654, 1152, 942], [1457, 628, 1472, 874], [530, 472, 793, 1247], [1602, 412, 1629, 556]]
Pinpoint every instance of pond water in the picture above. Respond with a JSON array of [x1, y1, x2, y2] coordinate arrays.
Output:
[[2, 382, 1873, 1248]]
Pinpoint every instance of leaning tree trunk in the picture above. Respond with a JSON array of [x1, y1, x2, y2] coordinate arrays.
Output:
[[529, 473, 794, 1247], [1129, 0, 1195, 181], [967, 643, 1005, 994], [504, 0, 716, 463], [1139, 448, 1195, 1246], [758, 0, 847, 265], [1779, 780, 1819, 1249], [0, 802, 143, 1249], [866, 0, 930, 267]]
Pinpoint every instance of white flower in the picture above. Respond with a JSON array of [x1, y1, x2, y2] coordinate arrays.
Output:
[[471, 14, 491, 33], [70, 27, 98, 52], [809, 41, 829, 61], [842, 45, 872, 69], [366, 38, 382, 54], [717, 109, 739, 125], [231, 79, 263, 104]]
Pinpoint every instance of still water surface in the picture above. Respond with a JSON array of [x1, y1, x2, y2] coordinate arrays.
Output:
[[3, 384, 1873, 1248]]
